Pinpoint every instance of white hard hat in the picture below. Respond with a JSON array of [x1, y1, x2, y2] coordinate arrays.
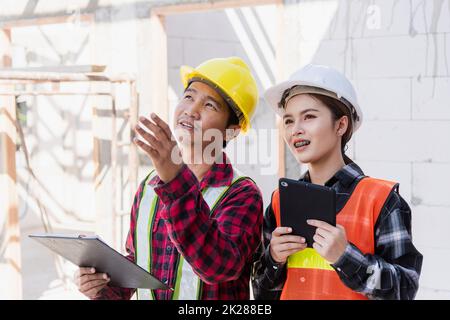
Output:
[[264, 64, 363, 132]]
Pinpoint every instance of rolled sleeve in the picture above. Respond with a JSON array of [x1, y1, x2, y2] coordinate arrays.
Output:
[[332, 242, 366, 279], [153, 165, 198, 203]]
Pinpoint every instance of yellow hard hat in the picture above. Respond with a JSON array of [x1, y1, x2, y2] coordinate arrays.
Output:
[[180, 57, 258, 132]]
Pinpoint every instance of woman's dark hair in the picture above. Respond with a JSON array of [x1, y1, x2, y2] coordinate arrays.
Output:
[[308, 94, 354, 164]]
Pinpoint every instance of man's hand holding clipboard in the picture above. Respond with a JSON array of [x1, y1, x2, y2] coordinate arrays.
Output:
[[29, 233, 171, 299]]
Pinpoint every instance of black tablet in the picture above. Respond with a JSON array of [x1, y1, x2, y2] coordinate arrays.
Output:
[[279, 178, 336, 247], [29, 233, 171, 290]]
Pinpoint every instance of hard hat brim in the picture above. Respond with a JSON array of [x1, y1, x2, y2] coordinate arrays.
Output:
[[264, 79, 362, 132]]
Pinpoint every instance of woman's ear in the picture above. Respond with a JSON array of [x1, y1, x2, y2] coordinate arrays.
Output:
[[336, 116, 349, 136], [225, 124, 241, 142]]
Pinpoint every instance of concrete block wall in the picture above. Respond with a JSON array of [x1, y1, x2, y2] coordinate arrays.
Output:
[[281, 0, 450, 299]]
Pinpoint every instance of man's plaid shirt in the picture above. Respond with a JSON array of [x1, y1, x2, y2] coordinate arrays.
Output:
[[97, 153, 263, 300]]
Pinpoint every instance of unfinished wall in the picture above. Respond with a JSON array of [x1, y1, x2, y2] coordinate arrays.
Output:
[[1, 0, 449, 300]]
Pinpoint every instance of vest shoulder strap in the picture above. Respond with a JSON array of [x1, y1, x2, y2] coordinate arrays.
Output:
[[358, 176, 397, 188], [206, 168, 250, 213], [271, 177, 398, 228], [352, 177, 398, 222], [271, 189, 281, 227]]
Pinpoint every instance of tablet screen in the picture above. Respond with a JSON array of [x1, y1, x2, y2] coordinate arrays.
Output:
[[279, 178, 336, 247]]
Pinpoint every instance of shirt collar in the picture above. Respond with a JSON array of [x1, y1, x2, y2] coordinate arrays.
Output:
[[199, 152, 234, 189], [300, 162, 365, 188], [149, 152, 234, 189]]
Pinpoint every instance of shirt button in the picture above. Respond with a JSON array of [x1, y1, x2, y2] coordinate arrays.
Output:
[[166, 246, 172, 253], [162, 278, 167, 284], [300, 277, 306, 283]]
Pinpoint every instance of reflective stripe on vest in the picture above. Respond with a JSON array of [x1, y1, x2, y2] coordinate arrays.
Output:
[[272, 177, 397, 300], [136, 169, 247, 300]]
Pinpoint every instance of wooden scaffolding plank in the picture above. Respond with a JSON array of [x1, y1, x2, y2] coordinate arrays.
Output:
[[276, 2, 286, 178], [0, 65, 106, 73], [0, 27, 22, 300], [152, 0, 282, 15], [149, 12, 168, 122]]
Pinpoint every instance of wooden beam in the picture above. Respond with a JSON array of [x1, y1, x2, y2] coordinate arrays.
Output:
[[0, 94, 22, 300], [276, 3, 286, 178], [1, 29, 11, 67], [149, 12, 168, 122], [128, 81, 139, 192], [0, 71, 133, 83], [0, 65, 106, 73], [0, 27, 22, 300], [111, 90, 118, 249], [0, 91, 112, 96], [152, 0, 282, 16], [92, 104, 116, 247], [0, 13, 93, 29]]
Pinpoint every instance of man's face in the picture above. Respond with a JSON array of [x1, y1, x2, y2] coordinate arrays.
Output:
[[174, 81, 238, 154]]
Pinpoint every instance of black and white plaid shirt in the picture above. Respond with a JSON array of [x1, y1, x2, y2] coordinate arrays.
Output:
[[252, 162, 423, 300]]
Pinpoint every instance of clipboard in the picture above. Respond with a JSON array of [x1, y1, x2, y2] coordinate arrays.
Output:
[[29, 233, 171, 290], [279, 178, 336, 247]]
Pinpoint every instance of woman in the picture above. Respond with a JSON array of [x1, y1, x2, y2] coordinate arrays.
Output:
[[252, 64, 423, 300]]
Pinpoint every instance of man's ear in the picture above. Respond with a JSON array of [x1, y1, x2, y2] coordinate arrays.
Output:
[[225, 124, 241, 142]]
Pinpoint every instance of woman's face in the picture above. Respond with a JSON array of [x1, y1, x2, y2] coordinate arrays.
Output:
[[282, 94, 345, 165]]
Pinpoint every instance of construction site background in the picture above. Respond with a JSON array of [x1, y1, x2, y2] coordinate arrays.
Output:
[[1, 0, 449, 300]]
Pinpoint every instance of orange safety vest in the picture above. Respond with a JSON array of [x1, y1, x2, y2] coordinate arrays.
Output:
[[272, 177, 397, 300]]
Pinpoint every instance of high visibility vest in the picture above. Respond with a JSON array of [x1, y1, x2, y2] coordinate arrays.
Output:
[[136, 169, 248, 300], [272, 177, 397, 300]]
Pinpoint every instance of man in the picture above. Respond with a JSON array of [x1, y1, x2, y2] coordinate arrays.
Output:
[[75, 57, 263, 300]]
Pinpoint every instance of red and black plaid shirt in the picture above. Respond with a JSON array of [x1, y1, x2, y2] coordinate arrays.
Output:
[[97, 153, 263, 300]]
